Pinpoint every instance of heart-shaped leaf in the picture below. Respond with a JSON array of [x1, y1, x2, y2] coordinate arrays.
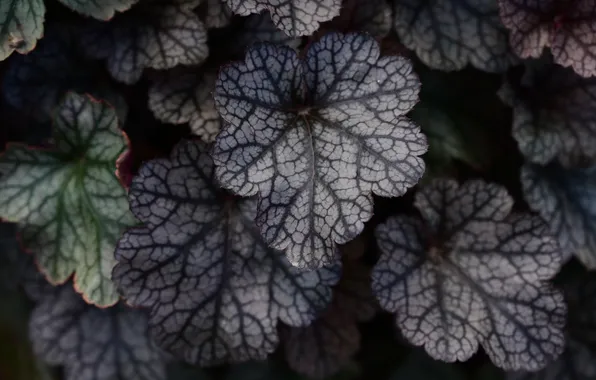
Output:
[[213, 32, 427, 269], [0, 0, 45, 61]]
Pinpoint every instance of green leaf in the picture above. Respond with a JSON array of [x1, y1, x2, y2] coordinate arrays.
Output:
[[57, 0, 138, 20], [0, 92, 137, 307], [0, 0, 45, 61]]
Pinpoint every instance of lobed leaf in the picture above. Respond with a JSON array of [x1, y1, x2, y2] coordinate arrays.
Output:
[[0, 93, 137, 306], [30, 284, 165, 380], [80, 0, 208, 84], [112, 139, 340, 366], [372, 178, 566, 371], [521, 163, 596, 269], [213, 32, 427, 268], [223, 0, 341, 37], [498, 59, 596, 166], [58, 0, 138, 20], [148, 69, 221, 142], [394, 0, 517, 72], [0, 0, 45, 61], [498, 0, 596, 77]]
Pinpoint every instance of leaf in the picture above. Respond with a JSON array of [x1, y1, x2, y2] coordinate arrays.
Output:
[[234, 13, 302, 51], [223, 0, 341, 37], [521, 163, 596, 269], [57, 0, 138, 20], [389, 349, 466, 380], [507, 272, 596, 380], [213, 32, 427, 268], [112, 139, 340, 366], [148, 69, 220, 142], [30, 284, 166, 380], [394, 0, 517, 72], [320, 0, 391, 38], [498, 57, 596, 166], [199, 0, 232, 29], [0, 0, 45, 61], [498, 0, 596, 77], [283, 245, 376, 378], [372, 178, 566, 371], [2, 26, 128, 123], [0, 93, 137, 307], [80, 0, 208, 84]]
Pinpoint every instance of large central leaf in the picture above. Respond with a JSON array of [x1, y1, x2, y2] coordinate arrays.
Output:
[[0, 93, 137, 306], [113, 140, 340, 366], [213, 32, 427, 269], [372, 179, 566, 371]]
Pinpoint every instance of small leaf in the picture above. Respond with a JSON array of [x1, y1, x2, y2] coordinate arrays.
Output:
[[2, 26, 127, 123], [521, 163, 596, 269], [80, 0, 208, 84], [498, 0, 596, 77], [223, 0, 341, 37], [499, 58, 596, 166], [58, 0, 138, 20], [0, 0, 45, 61], [30, 284, 166, 380], [372, 178, 566, 371], [148, 69, 220, 142], [395, 0, 517, 72], [113, 139, 340, 366], [213, 32, 427, 268], [283, 246, 376, 378], [0, 93, 137, 306]]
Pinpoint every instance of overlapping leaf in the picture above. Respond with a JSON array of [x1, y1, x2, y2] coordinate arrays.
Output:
[[148, 69, 220, 142], [199, 0, 232, 29], [0, 93, 137, 307], [213, 32, 427, 269], [2, 26, 127, 123], [319, 0, 391, 38], [521, 163, 596, 269], [80, 0, 208, 84], [372, 178, 566, 371], [507, 272, 596, 380], [223, 0, 341, 37], [283, 243, 376, 378], [58, 0, 138, 19], [499, 59, 596, 166], [29, 283, 165, 380], [0, 0, 44, 61], [112, 139, 340, 366], [498, 0, 596, 77], [394, 0, 516, 72]]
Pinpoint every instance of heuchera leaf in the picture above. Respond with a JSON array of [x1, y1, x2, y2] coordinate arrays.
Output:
[[200, 0, 232, 29], [233, 13, 302, 52], [394, 0, 516, 72], [319, 0, 391, 39], [372, 178, 566, 371], [112, 139, 340, 366], [223, 0, 341, 37], [57, 0, 138, 20], [0, 93, 137, 307], [0, 0, 45, 61], [283, 241, 377, 378], [148, 69, 220, 142], [213, 32, 427, 269], [2, 26, 128, 123], [499, 59, 596, 166], [80, 0, 208, 84], [507, 272, 596, 380], [498, 0, 596, 77], [521, 163, 596, 269], [29, 284, 166, 380]]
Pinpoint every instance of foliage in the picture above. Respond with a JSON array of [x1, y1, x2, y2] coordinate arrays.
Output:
[[0, 0, 594, 380]]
